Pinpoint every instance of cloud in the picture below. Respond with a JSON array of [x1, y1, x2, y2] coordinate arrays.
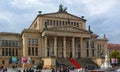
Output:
[[0, 0, 120, 43]]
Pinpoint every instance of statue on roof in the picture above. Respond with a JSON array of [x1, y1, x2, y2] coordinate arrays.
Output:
[[58, 4, 67, 12], [88, 25, 93, 33]]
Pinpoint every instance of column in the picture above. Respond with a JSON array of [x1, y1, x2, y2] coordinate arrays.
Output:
[[72, 37, 75, 58], [80, 37, 84, 57], [88, 39, 91, 57], [44, 36, 48, 57], [63, 37, 66, 57], [54, 36, 57, 57]]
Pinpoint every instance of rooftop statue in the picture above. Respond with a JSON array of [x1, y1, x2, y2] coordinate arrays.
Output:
[[58, 4, 67, 12]]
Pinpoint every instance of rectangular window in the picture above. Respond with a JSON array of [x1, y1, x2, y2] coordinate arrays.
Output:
[[35, 39, 38, 46], [53, 20, 55, 26], [56, 20, 58, 26], [6, 48, 8, 56], [2, 40, 4, 47], [36, 47, 38, 56], [32, 47, 34, 56], [91, 49, 94, 57], [12, 41, 14, 47], [2, 48, 4, 56], [12, 48, 14, 56], [32, 39, 34, 46], [5, 40, 8, 47], [50, 20, 52, 25], [16, 49, 18, 56], [86, 41, 89, 48], [91, 41, 94, 48], [9, 48, 11, 56], [28, 47, 31, 56], [77, 22, 79, 27]]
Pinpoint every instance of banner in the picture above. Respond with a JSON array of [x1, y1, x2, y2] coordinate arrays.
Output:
[[22, 57, 27, 63], [27, 57, 31, 63], [9, 56, 17, 63], [22, 57, 31, 64], [111, 58, 118, 64]]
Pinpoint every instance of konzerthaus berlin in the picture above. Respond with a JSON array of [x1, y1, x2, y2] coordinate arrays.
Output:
[[0, 5, 108, 68]]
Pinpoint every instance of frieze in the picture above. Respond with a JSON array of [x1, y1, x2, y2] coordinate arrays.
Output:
[[50, 26, 89, 33], [43, 13, 81, 20]]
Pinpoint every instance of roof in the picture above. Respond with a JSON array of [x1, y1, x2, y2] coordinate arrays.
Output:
[[0, 32, 20, 36], [108, 44, 120, 50]]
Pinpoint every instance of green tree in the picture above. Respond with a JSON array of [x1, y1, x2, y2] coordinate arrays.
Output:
[[109, 50, 120, 64]]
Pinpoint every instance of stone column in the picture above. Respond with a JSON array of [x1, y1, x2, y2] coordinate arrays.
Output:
[[54, 36, 57, 57], [63, 37, 66, 57], [44, 36, 48, 57], [72, 37, 75, 58], [80, 37, 84, 57], [89, 39, 91, 57]]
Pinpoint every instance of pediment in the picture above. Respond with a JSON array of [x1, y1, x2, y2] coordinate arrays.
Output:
[[48, 26, 89, 33], [41, 12, 86, 21]]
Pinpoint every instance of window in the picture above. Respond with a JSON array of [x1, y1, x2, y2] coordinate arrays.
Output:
[[32, 47, 34, 56], [36, 47, 38, 56], [12, 48, 14, 56], [50, 20, 52, 25], [86, 49, 89, 57], [28, 47, 31, 56], [56, 20, 58, 26], [53, 20, 55, 26], [91, 41, 94, 48], [11, 41, 14, 47], [16, 49, 18, 56], [2, 40, 4, 47], [6, 48, 8, 56], [5, 40, 8, 46], [32, 39, 34, 46], [60, 21, 61, 26], [28, 39, 31, 45], [2, 48, 4, 56], [63, 21, 65, 25], [2, 60, 5, 64], [9, 48, 11, 56], [74, 22, 76, 26], [71, 22, 73, 26], [35, 39, 38, 46], [91, 49, 94, 57], [77, 22, 79, 27]]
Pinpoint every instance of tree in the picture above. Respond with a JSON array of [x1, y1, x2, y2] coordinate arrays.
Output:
[[109, 50, 120, 64]]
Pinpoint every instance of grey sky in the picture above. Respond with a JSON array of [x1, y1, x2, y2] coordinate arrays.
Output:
[[0, 0, 120, 44]]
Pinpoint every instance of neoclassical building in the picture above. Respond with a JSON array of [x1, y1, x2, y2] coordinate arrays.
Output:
[[0, 5, 108, 68]]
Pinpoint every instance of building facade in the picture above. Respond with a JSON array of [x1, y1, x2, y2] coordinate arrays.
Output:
[[0, 6, 108, 68]]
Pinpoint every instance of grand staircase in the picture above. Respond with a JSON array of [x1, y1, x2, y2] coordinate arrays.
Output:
[[56, 57, 99, 70]]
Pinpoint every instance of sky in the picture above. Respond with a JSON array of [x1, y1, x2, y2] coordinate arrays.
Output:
[[0, 0, 120, 44]]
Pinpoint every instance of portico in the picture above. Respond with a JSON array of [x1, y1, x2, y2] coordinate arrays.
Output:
[[42, 29, 91, 58]]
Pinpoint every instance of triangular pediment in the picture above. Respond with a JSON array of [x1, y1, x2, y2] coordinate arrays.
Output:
[[48, 26, 90, 33], [40, 12, 86, 21]]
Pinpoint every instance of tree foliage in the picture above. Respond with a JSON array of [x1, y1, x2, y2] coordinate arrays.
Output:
[[109, 50, 120, 64]]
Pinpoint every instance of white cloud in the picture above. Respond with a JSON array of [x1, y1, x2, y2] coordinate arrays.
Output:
[[0, 12, 12, 23], [10, 0, 45, 10], [10, 0, 56, 12], [81, 0, 118, 15]]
